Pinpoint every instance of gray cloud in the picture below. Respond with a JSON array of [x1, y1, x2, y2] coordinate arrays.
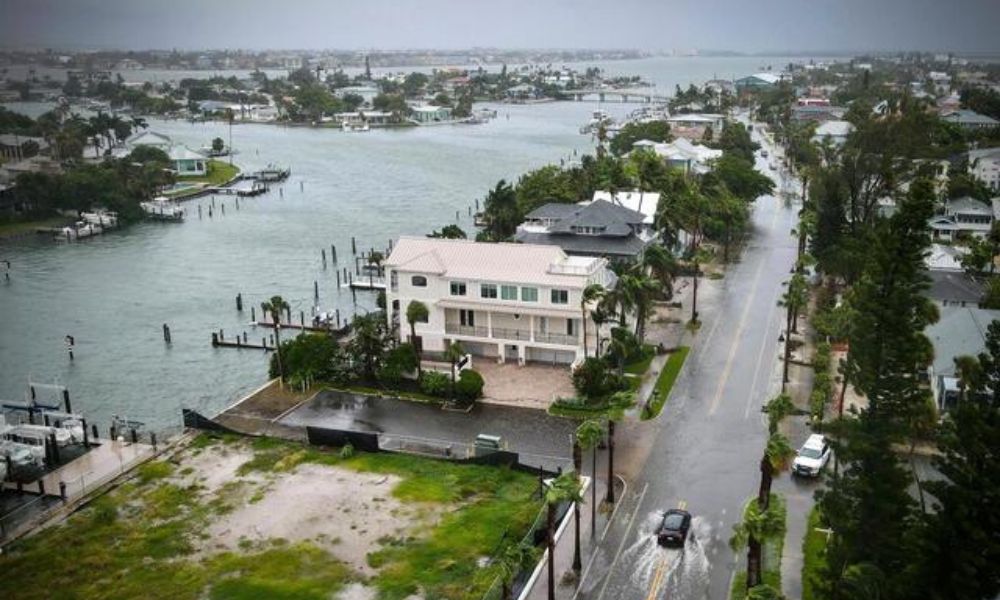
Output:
[[1, 0, 998, 53]]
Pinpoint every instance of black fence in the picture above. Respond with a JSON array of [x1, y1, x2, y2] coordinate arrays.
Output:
[[305, 426, 380, 453]]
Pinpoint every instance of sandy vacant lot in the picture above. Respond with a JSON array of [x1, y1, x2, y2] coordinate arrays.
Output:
[[177, 442, 437, 576]]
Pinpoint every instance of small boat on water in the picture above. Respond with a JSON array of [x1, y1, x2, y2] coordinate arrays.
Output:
[[251, 164, 291, 182], [341, 121, 370, 133], [580, 109, 615, 135], [141, 197, 185, 222], [80, 209, 119, 228], [55, 221, 103, 241]]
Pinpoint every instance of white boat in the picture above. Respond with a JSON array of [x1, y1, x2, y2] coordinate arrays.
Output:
[[54, 221, 103, 241], [8, 423, 73, 447], [341, 121, 370, 133], [580, 109, 615, 135], [80, 210, 119, 228], [141, 197, 185, 222], [2, 430, 47, 463], [0, 440, 40, 469]]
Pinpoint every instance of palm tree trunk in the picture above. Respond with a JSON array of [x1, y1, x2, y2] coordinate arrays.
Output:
[[747, 536, 763, 589], [572, 441, 582, 574], [758, 455, 772, 511], [547, 503, 557, 600], [581, 308, 589, 358], [591, 447, 598, 536], [273, 323, 284, 380], [502, 581, 510, 600], [691, 260, 699, 323], [605, 421, 616, 504], [782, 305, 792, 390], [410, 323, 422, 377]]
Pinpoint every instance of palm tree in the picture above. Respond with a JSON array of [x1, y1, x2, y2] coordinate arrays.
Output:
[[444, 341, 465, 400], [576, 419, 604, 538], [764, 393, 794, 436], [544, 472, 584, 600], [495, 541, 536, 600], [605, 392, 635, 504], [619, 272, 659, 343], [590, 304, 612, 358], [261, 296, 290, 380], [580, 284, 605, 359], [954, 354, 984, 404], [730, 495, 787, 590], [367, 251, 384, 288], [406, 300, 429, 375], [642, 244, 677, 301]]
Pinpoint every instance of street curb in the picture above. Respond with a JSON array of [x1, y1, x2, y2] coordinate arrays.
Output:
[[517, 475, 592, 600]]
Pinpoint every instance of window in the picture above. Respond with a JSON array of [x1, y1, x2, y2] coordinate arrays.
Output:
[[450, 281, 467, 296], [460, 310, 475, 327], [551, 289, 569, 304], [566, 319, 575, 336], [390, 271, 398, 292], [481, 283, 497, 299], [501, 285, 518, 300], [521, 287, 538, 302], [411, 275, 427, 287]]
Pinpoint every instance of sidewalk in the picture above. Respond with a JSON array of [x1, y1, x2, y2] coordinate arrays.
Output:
[[524, 466, 625, 600]]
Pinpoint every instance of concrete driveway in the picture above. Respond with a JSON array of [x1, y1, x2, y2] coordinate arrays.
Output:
[[473, 360, 576, 410]]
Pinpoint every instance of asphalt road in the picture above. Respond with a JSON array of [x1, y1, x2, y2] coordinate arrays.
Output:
[[577, 130, 802, 600]]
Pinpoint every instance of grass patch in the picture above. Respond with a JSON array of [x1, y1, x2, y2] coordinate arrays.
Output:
[[641, 346, 690, 420], [137, 460, 175, 484], [0, 436, 540, 600], [178, 159, 240, 185], [802, 506, 829, 600], [0, 215, 68, 239], [329, 384, 442, 404], [548, 397, 610, 419], [730, 494, 787, 600], [623, 344, 656, 376]]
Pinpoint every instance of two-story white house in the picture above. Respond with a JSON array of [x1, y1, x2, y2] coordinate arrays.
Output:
[[384, 237, 617, 367]]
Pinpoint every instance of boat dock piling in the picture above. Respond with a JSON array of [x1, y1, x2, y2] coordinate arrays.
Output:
[[162, 323, 171, 344], [211, 331, 273, 351]]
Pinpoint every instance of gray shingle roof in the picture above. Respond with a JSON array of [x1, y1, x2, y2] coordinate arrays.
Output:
[[926, 307, 1000, 376], [514, 230, 649, 258], [926, 270, 985, 306], [526, 200, 645, 237]]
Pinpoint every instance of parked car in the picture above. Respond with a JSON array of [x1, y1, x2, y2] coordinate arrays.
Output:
[[656, 509, 692, 547], [793, 434, 832, 477]]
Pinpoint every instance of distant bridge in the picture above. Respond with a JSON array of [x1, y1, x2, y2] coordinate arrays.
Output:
[[563, 87, 671, 104]]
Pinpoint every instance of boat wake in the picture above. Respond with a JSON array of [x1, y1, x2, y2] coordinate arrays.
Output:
[[612, 511, 712, 600]]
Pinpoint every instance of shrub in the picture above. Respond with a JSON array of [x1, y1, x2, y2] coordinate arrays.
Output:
[[339, 442, 354, 459], [454, 369, 484, 403], [419, 371, 450, 397], [269, 333, 339, 380], [573, 357, 612, 399]]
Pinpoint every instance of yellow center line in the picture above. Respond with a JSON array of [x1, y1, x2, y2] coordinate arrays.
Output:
[[645, 557, 668, 600]]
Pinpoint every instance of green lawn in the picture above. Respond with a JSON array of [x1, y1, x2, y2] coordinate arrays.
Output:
[[623, 344, 656, 375], [179, 159, 240, 185], [641, 346, 690, 420], [0, 434, 541, 600], [0, 215, 68, 239], [802, 506, 829, 600]]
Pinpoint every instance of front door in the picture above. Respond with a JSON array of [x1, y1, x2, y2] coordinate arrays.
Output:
[[505, 344, 518, 362]]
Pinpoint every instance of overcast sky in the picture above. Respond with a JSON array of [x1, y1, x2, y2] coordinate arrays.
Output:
[[2, 0, 999, 54]]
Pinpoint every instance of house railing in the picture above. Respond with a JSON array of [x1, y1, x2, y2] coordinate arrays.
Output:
[[534, 331, 577, 346], [491, 327, 532, 341], [444, 323, 489, 337]]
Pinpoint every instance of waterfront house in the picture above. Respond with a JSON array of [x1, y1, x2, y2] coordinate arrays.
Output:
[[0, 134, 48, 162], [790, 105, 847, 123], [925, 306, 1000, 411], [124, 130, 173, 152], [811, 120, 854, 148], [665, 113, 725, 132], [639, 138, 722, 174], [941, 109, 999, 131], [735, 73, 782, 91], [514, 199, 655, 262], [968, 147, 1000, 192], [168, 146, 208, 177], [384, 237, 617, 367], [928, 196, 994, 241], [410, 105, 453, 124]]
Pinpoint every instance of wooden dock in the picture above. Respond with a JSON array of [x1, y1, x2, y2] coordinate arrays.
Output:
[[255, 321, 329, 333], [211, 332, 273, 351], [347, 279, 386, 291]]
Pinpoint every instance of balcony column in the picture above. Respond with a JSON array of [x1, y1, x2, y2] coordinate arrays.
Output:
[[529, 314, 535, 342], [487, 311, 493, 338]]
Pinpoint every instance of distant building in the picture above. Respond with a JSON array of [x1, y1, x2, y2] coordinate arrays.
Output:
[[811, 120, 854, 147], [0, 134, 48, 162], [928, 196, 994, 241], [968, 147, 1000, 191], [636, 138, 722, 174], [790, 105, 847, 123], [121, 130, 207, 176], [925, 306, 1000, 411], [941, 109, 999, 131], [734, 73, 782, 91], [665, 113, 725, 132], [384, 237, 617, 366], [410, 105, 453, 124]]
